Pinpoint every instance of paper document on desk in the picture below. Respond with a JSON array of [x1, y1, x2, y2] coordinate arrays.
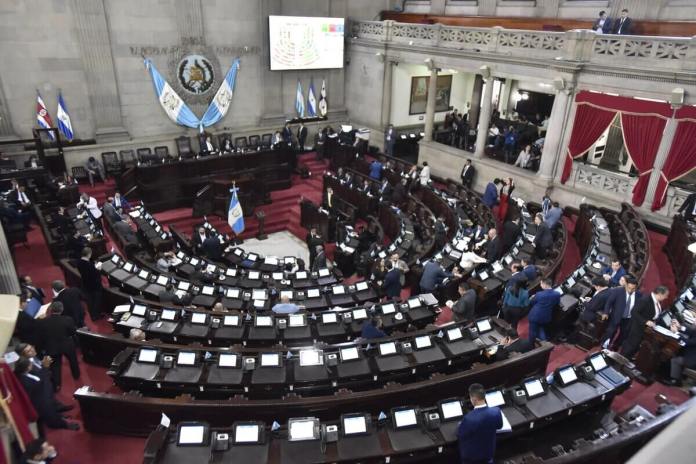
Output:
[[654, 325, 679, 339], [129, 210, 141, 218], [497, 411, 512, 433]]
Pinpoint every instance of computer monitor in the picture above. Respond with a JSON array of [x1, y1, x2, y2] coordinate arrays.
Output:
[[392, 407, 418, 429], [332, 285, 346, 295], [161, 309, 177, 321], [299, 350, 322, 367], [265, 257, 279, 266], [233, 422, 263, 444], [295, 271, 308, 280], [280, 290, 294, 301], [190, 313, 207, 324], [177, 351, 196, 366], [177, 423, 208, 446], [378, 342, 397, 356], [272, 272, 284, 280], [233, 248, 243, 257], [205, 264, 217, 274], [341, 414, 369, 436], [356, 281, 369, 291], [446, 327, 463, 342], [381, 303, 396, 315], [111, 254, 120, 264], [485, 390, 506, 408], [201, 286, 215, 296], [558, 366, 578, 386], [588, 353, 608, 372], [439, 399, 463, 420], [248, 271, 261, 280], [339, 346, 359, 362], [137, 348, 158, 363], [260, 353, 280, 367], [178, 281, 191, 291], [255, 316, 273, 327], [223, 315, 240, 326], [123, 262, 135, 272], [318, 268, 331, 277], [132, 305, 147, 316], [156, 275, 169, 286], [476, 318, 492, 334], [218, 353, 238, 368], [321, 312, 338, 324], [307, 288, 321, 298], [252, 289, 268, 300], [138, 270, 150, 280], [523, 378, 545, 399], [352, 308, 367, 320], [288, 418, 320, 442], [225, 288, 240, 299], [189, 258, 200, 266], [225, 268, 238, 277], [288, 314, 305, 327], [414, 335, 432, 349]]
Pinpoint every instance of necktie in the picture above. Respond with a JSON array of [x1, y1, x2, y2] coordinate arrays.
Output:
[[623, 293, 632, 318]]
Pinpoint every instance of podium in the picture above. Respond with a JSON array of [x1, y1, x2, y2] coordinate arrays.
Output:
[[192, 175, 268, 219]]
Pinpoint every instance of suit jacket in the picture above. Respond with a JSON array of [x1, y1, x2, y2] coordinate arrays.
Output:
[[18, 372, 61, 425], [602, 288, 642, 339], [501, 220, 521, 251], [452, 289, 477, 322], [312, 251, 327, 271], [592, 17, 613, 34], [522, 265, 538, 281], [613, 17, 633, 35], [22, 284, 45, 304], [680, 192, 696, 220], [37, 315, 76, 355], [297, 126, 308, 143], [113, 220, 137, 244], [419, 261, 451, 292], [506, 272, 528, 289], [53, 287, 85, 326], [457, 406, 503, 463], [76, 258, 103, 291], [103, 202, 121, 223], [623, 295, 660, 355], [202, 236, 224, 261], [534, 222, 554, 250], [192, 231, 208, 250], [482, 183, 498, 208], [282, 127, 293, 143], [460, 164, 475, 186], [486, 237, 502, 262], [602, 266, 626, 287], [680, 326, 696, 367], [529, 289, 561, 325], [499, 338, 534, 359], [392, 182, 407, 205], [15, 310, 39, 345], [579, 287, 611, 322], [544, 207, 562, 229], [382, 269, 402, 298], [322, 189, 336, 210], [379, 182, 393, 201]]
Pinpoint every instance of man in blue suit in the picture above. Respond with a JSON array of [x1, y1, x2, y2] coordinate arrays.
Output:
[[528, 278, 561, 343], [520, 257, 538, 281], [602, 259, 626, 287], [482, 178, 501, 208], [578, 277, 611, 324], [382, 261, 402, 299], [419, 257, 459, 293], [458, 383, 503, 464], [601, 275, 640, 349]]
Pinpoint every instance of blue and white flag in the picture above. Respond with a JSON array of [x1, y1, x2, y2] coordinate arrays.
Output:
[[56, 92, 74, 141], [228, 186, 244, 234], [307, 80, 317, 117], [318, 79, 328, 117], [144, 58, 200, 129], [200, 59, 240, 129], [295, 80, 305, 118]]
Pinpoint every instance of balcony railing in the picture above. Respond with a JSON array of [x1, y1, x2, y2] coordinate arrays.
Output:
[[351, 20, 696, 72]]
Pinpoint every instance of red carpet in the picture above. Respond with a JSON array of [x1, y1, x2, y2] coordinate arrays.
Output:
[[9, 157, 689, 462]]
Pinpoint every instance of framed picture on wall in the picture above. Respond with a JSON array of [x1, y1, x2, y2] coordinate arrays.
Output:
[[409, 75, 452, 115]]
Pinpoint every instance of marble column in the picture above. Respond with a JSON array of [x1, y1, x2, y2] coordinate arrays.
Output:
[[176, 0, 205, 39], [0, 74, 16, 140], [70, 0, 129, 142], [644, 111, 679, 206], [430, 0, 447, 15], [539, 87, 573, 182], [423, 67, 438, 142], [260, 0, 284, 124], [468, 74, 484, 130], [0, 226, 20, 295], [474, 77, 494, 158], [380, 60, 395, 128]]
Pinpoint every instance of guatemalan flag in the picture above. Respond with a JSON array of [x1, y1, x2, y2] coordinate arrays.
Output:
[[307, 80, 317, 117], [144, 58, 200, 129], [228, 186, 244, 234], [295, 80, 305, 118], [56, 92, 74, 141], [36, 92, 55, 140], [318, 79, 328, 117], [200, 59, 240, 129]]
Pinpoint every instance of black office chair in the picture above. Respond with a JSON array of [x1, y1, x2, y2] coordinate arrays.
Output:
[[261, 133, 273, 148], [217, 133, 231, 151], [176, 136, 194, 158], [136, 148, 152, 163], [154, 146, 169, 159], [234, 136, 248, 149], [120, 150, 138, 169], [102, 151, 121, 177], [248, 135, 260, 148]]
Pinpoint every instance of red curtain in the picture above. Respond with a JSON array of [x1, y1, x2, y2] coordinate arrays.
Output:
[[559, 103, 615, 183], [0, 363, 37, 451], [651, 106, 696, 211], [621, 113, 667, 206]]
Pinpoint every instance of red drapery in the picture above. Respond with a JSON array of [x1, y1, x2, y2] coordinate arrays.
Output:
[[560, 91, 672, 206], [651, 105, 696, 211], [0, 362, 37, 454]]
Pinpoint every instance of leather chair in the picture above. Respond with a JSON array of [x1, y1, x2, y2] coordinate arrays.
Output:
[[120, 150, 138, 169], [176, 136, 194, 158], [154, 146, 169, 159], [248, 135, 261, 148], [137, 147, 153, 163], [102, 151, 121, 177], [234, 136, 248, 149], [71, 166, 89, 184], [261, 133, 273, 148]]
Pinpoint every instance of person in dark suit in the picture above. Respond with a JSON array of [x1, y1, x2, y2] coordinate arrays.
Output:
[[312, 245, 327, 271], [497, 328, 533, 359], [191, 264, 214, 284], [102, 197, 121, 223], [14, 344, 60, 392], [460, 159, 475, 188], [112, 218, 138, 244], [66, 231, 88, 259], [20, 275, 45, 304], [578, 277, 611, 324], [419, 258, 454, 294], [678, 191, 696, 221], [384, 124, 396, 157], [501, 217, 521, 252], [36, 302, 80, 391], [192, 226, 208, 252], [485, 229, 502, 262], [322, 187, 335, 211], [15, 293, 40, 345], [471, 223, 487, 243], [613, 9, 633, 35], [382, 261, 402, 299], [51, 206, 73, 236], [592, 10, 613, 34], [505, 263, 528, 289], [667, 320, 696, 386], [452, 282, 477, 322], [482, 179, 501, 208], [296, 123, 308, 151], [378, 179, 393, 203], [75, 247, 103, 321], [528, 278, 560, 342], [622, 286, 669, 358], [282, 122, 293, 146], [361, 317, 387, 340], [602, 259, 626, 287], [392, 178, 408, 205], [202, 232, 224, 261], [51, 280, 85, 328], [533, 213, 553, 259], [434, 216, 448, 249], [601, 275, 640, 349], [306, 228, 323, 269], [457, 383, 503, 464], [8, 185, 32, 211], [520, 257, 538, 281], [14, 358, 79, 430], [358, 179, 374, 196], [158, 283, 180, 305]]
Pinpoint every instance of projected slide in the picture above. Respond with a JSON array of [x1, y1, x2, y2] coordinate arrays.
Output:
[[269, 16, 344, 71]]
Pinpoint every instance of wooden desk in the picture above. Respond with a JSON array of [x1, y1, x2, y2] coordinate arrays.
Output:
[[664, 215, 696, 290], [634, 326, 682, 383]]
